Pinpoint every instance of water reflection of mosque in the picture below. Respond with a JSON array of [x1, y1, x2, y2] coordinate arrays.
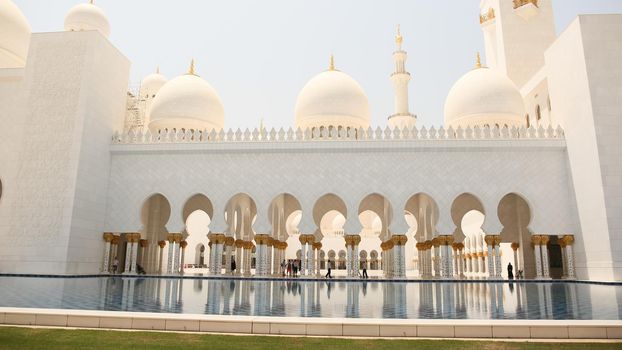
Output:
[[99, 278, 591, 320]]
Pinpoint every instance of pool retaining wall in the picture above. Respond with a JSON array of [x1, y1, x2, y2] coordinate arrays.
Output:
[[1, 307, 621, 339]]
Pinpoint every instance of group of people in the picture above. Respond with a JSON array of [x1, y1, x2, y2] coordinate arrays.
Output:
[[507, 262, 523, 279], [280, 260, 302, 277], [324, 265, 369, 279]]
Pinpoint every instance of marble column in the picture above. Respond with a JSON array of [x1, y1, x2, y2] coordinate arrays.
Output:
[[313, 242, 322, 276], [299, 234, 308, 276], [179, 240, 187, 275], [124, 233, 135, 274], [111, 235, 120, 273], [139, 239, 148, 268], [441, 235, 454, 279], [432, 238, 441, 278], [102, 233, 114, 273], [485, 235, 496, 279], [493, 236, 502, 278], [255, 234, 270, 276], [308, 238, 316, 277], [208, 233, 225, 275], [416, 243, 425, 278], [540, 235, 551, 279], [130, 235, 139, 274], [166, 234, 176, 274], [224, 237, 234, 274], [172, 234, 182, 274], [243, 241, 253, 276], [267, 238, 273, 275], [562, 235, 576, 279], [511, 242, 520, 277], [235, 239, 244, 275], [158, 240, 166, 274], [458, 244, 465, 278], [452, 243, 459, 276], [392, 235, 407, 278], [532, 235, 543, 279]]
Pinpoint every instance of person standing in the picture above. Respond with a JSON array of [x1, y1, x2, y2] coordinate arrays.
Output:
[[362, 266, 368, 279], [325, 263, 332, 279], [507, 262, 514, 279], [112, 257, 119, 274], [231, 258, 236, 274]]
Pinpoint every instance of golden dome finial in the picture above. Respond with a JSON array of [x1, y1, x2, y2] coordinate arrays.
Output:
[[89, 0, 94, 4], [156, 65, 160, 74], [395, 24, 403, 46], [187, 59, 196, 75], [329, 54, 335, 71], [475, 52, 482, 69]]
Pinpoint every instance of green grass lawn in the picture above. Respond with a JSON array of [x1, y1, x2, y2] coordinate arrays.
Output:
[[0, 326, 621, 350]]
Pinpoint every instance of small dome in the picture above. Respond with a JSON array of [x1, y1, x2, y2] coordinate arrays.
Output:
[[444, 65, 525, 129], [0, 0, 31, 68], [64, 1, 110, 38], [295, 59, 370, 130], [140, 70, 167, 99], [148, 66, 224, 133]]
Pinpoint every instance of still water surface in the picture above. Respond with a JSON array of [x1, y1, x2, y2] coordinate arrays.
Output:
[[0, 277, 620, 320]]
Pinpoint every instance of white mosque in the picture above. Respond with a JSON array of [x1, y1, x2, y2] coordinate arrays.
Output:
[[0, 0, 621, 282]]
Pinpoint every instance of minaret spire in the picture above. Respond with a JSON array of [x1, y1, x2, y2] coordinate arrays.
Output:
[[187, 59, 197, 76], [388, 26, 416, 130], [156, 65, 160, 74], [475, 52, 482, 69], [395, 24, 403, 50]]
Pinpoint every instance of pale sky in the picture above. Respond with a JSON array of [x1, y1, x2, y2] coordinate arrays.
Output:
[[14, 0, 622, 129]]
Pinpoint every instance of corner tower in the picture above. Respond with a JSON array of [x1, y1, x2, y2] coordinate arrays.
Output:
[[388, 25, 416, 130], [479, 0, 556, 89]]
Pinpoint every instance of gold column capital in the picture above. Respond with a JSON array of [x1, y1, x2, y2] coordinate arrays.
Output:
[[255, 234, 270, 245], [511, 242, 520, 251], [158, 240, 166, 249], [180, 240, 188, 249], [225, 236, 235, 246], [103, 232, 114, 242], [540, 235, 550, 245], [139, 239, 148, 248], [391, 235, 408, 246], [235, 239, 245, 248]]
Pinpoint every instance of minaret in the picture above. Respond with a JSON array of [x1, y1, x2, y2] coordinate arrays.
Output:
[[388, 25, 416, 130]]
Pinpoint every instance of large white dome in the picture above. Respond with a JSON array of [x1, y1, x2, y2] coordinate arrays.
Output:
[[64, 1, 110, 38], [148, 70, 225, 133], [295, 66, 370, 131], [0, 0, 31, 68], [140, 70, 167, 99], [444, 66, 525, 129]]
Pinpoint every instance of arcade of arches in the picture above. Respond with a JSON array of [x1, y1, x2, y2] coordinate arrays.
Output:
[[100, 192, 576, 280]]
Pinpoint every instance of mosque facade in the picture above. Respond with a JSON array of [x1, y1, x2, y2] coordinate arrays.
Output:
[[0, 0, 621, 281]]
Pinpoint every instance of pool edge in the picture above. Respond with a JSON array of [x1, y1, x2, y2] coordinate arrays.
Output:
[[1, 307, 621, 339]]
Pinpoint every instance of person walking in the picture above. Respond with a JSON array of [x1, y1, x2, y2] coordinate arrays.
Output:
[[281, 260, 286, 277], [231, 258, 236, 274], [287, 261, 292, 277], [507, 262, 514, 280], [325, 264, 332, 279], [362, 266, 368, 279]]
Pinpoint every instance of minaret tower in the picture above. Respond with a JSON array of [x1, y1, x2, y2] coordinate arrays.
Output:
[[388, 25, 416, 130]]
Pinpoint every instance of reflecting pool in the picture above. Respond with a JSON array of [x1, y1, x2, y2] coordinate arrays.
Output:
[[1, 277, 621, 320]]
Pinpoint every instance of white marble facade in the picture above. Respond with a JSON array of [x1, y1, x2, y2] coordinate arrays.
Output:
[[0, 1, 621, 281]]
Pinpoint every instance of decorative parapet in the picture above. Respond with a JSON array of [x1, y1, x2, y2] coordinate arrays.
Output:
[[112, 125, 565, 145], [480, 8, 495, 24], [513, 0, 538, 10]]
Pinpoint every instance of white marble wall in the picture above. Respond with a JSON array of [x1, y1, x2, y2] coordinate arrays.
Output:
[[0, 31, 130, 274]]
